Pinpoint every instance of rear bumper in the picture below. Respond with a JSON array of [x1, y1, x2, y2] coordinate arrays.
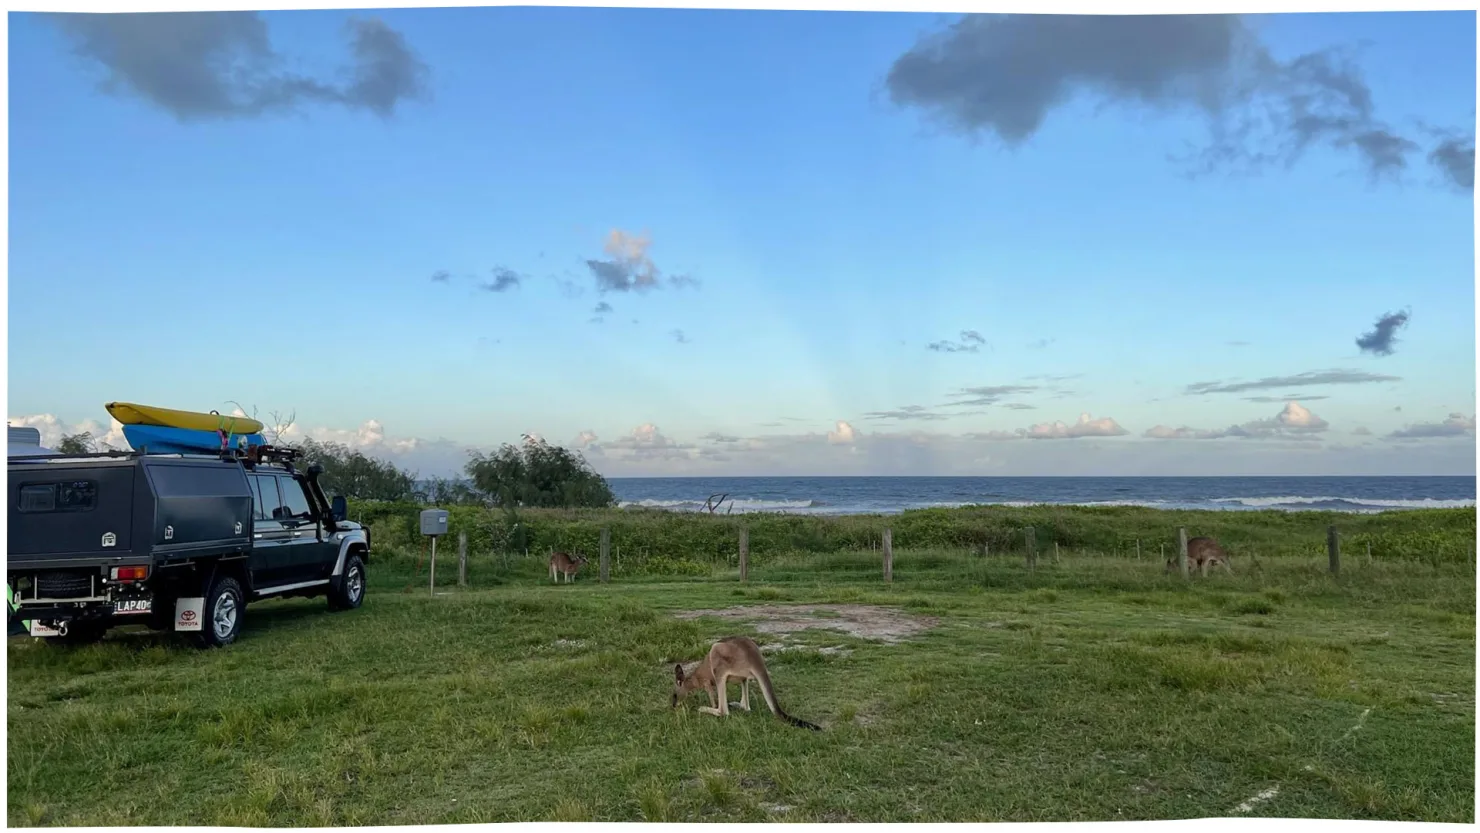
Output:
[[9, 602, 116, 626]]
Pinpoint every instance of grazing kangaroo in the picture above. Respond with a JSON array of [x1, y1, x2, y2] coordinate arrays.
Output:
[[548, 551, 589, 583], [672, 636, 822, 731], [1165, 536, 1233, 576]]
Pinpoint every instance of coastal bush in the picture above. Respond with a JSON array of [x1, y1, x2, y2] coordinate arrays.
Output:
[[344, 499, 1476, 574]]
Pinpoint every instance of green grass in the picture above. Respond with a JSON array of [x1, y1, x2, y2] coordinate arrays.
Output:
[[7, 508, 1476, 824]]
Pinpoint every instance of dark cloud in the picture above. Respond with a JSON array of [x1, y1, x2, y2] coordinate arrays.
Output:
[[1388, 413, 1475, 440], [669, 329, 690, 344], [1355, 309, 1410, 356], [50, 12, 428, 121], [702, 432, 741, 444], [863, 405, 951, 421], [1003, 403, 1037, 410], [583, 229, 692, 294], [1429, 134, 1476, 189], [928, 330, 989, 353], [945, 384, 1038, 407], [1186, 368, 1400, 395], [1243, 394, 1329, 403], [430, 270, 450, 283], [594, 302, 614, 314], [341, 17, 430, 118], [480, 268, 522, 293], [884, 14, 1444, 186]]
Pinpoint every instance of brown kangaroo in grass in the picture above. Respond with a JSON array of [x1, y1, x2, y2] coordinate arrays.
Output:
[[1165, 536, 1233, 577], [672, 636, 822, 731], [548, 551, 589, 583]]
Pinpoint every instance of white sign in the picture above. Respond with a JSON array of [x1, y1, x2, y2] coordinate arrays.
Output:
[[29, 620, 62, 638], [174, 597, 205, 632]]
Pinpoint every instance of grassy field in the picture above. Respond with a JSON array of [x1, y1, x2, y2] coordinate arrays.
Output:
[[7, 506, 1475, 824]]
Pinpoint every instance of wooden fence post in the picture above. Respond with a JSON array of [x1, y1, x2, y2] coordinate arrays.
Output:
[[458, 531, 468, 587], [1177, 528, 1189, 579], [600, 527, 611, 583], [883, 528, 893, 582], [1136, 539, 1142, 561], [1025, 527, 1037, 571], [1053, 541, 1060, 564], [1327, 525, 1340, 576], [1366, 540, 1372, 566], [739, 526, 749, 583]]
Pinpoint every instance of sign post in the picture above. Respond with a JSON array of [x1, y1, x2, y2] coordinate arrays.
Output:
[[420, 509, 450, 596]]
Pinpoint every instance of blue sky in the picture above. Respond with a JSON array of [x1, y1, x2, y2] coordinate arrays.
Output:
[[7, 8, 1476, 477]]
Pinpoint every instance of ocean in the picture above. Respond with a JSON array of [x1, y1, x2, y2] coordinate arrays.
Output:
[[605, 476, 1476, 515]]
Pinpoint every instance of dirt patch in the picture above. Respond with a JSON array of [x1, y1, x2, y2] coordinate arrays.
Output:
[[673, 604, 937, 644]]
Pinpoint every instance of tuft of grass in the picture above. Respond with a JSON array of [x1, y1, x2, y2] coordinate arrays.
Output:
[[1231, 597, 1278, 616]]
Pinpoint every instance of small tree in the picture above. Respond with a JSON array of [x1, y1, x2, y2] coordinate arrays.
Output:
[[57, 432, 95, 454], [296, 437, 418, 502], [464, 435, 615, 509]]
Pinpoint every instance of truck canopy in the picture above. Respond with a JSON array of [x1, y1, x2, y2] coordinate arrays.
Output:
[[7, 453, 253, 571]]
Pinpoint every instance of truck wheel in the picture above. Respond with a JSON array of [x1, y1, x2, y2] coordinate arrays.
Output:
[[195, 575, 244, 649], [329, 553, 366, 611]]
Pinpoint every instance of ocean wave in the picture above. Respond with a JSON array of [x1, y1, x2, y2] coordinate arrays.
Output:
[[1210, 496, 1476, 510], [618, 498, 818, 513]]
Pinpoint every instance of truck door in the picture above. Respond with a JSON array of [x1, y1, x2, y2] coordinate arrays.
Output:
[[248, 473, 294, 586], [277, 474, 337, 583]]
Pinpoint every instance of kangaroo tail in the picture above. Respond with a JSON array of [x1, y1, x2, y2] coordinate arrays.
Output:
[[754, 666, 823, 731], [780, 713, 823, 731]]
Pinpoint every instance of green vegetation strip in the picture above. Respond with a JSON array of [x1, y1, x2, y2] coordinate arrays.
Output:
[[7, 506, 1474, 824]]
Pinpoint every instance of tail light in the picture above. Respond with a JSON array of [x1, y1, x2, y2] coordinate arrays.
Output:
[[111, 565, 149, 582]]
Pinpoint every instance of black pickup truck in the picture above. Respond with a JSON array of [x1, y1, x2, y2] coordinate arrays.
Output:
[[7, 445, 371, 647]]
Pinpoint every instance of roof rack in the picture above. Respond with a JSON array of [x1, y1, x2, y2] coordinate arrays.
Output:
[[9, 448, 238, 463], [239, 443, 303, 472], [9, 449, 142, 462]]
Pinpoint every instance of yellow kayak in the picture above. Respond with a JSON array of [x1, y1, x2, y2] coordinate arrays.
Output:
[[105, 402, 265, 435]]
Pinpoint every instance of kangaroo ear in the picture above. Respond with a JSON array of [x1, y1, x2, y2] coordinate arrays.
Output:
[[674, 663, 685, 681]]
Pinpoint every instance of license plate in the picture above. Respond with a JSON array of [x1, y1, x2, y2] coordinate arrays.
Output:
[[113, 598, 152, 615], [29, 620, 61, 637]]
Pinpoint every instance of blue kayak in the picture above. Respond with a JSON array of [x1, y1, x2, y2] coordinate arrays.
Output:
[[122, 424, 266, 454]]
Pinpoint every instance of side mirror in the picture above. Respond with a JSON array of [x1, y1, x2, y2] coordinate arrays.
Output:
[[331, 495, 348, 523]]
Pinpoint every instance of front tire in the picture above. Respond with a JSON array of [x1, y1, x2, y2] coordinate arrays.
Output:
[[195, 575, 244, 649], [328, 554, 366, 612]]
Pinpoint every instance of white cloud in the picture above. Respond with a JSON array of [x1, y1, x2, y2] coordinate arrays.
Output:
[[1145, 401, 1331, 441], [827, 420, 858, 444], [9, 413, 126, 450], [574, 430, 599, 449], [1021, 412, 1128, 440]]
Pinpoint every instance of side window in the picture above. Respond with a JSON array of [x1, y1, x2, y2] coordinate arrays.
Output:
[[251, 475, 283, 521], [18, 481, 97, 513], [278, 476, 314, 521]]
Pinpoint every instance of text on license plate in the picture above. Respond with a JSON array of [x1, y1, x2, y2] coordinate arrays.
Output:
[[113, 598, 152, 615]]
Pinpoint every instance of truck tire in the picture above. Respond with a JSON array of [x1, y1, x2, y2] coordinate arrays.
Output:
[[195, 575, 244, 649], [328, 553, 366, 612]]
